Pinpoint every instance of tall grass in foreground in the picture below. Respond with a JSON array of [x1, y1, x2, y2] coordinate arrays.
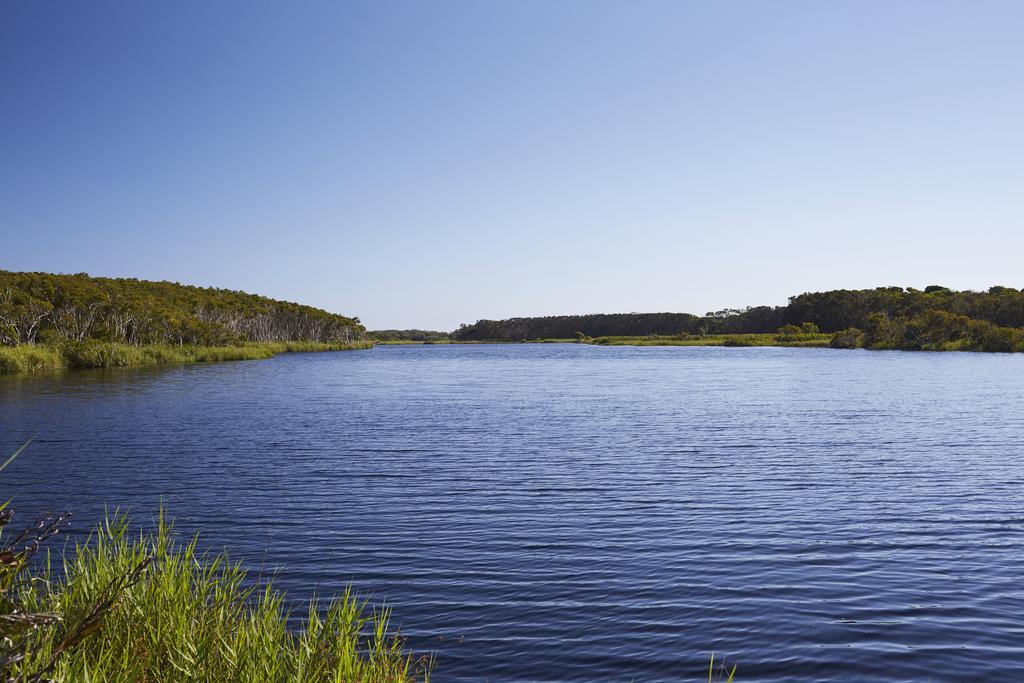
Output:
[[0, 439, 732, 681], [7, 512, 430, 681], [708, 653, 737, 682]]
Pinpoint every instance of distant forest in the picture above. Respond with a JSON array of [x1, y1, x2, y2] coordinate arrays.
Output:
[[0, 271, 365, 346], [369, 329, 450, 342], [452, 286, 1024, 352]]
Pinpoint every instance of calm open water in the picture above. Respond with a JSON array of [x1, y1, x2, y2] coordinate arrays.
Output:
[[2, 344, 1024, 681]]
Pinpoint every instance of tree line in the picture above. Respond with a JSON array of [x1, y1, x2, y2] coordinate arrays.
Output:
[[830, 309, 1024, 352], [368, 329, 451, 342], [451, 285, 1024, 350], [449, 309, 782, 340], [0, 271, 365, 347]]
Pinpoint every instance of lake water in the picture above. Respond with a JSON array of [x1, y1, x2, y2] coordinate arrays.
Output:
[[3, 344, 1024, 681]]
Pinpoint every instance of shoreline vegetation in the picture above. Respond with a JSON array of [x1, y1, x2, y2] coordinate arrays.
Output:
[[369, 333, 832, 348], [581, 332, 830, 347], [0, 340, 372, 374], [447, 285, 1024, 353], [6, 271, 1024, 377], [1, 270, 371, 374], [368, 329, 451, 343]]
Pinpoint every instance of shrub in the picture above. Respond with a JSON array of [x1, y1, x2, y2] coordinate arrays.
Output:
[[723, 337, 753, 347], [830, 328, 864, 349], [863, 313, 906, 349]]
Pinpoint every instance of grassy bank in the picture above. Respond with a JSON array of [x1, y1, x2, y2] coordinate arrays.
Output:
[[5, 512, 429, 681], [582, 333, 832, 348], [0, 340, 373, 374]]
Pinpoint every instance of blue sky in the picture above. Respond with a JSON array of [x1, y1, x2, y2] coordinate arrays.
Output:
[[3, 1, 1023, 330]]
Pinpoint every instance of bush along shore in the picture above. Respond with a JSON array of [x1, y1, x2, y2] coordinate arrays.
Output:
[[0, 340, 373, 374], [825, 309, 1024, 352]]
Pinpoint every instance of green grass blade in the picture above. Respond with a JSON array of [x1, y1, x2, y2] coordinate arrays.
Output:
[[0, 439, 32, 473]]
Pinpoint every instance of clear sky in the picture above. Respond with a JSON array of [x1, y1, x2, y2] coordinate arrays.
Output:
[[3, 1, 1023, 330]]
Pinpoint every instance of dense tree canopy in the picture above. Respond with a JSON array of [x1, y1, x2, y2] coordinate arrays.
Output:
[[451, 286, 1024, 344], [783, 286, 1024, 330], [452, 313, 702, 341], [0, 271, 365, 346], [449, 309, 783, 341]]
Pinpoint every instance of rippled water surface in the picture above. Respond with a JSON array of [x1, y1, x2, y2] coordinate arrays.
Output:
[[3, 344, 1024, 681]]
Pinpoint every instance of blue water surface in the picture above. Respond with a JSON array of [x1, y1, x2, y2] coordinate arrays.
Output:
[[2, 344, 1024, 681]]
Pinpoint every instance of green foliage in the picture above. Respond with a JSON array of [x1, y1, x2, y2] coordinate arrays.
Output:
[[784, 286, 1024, 331], [260, 340, 373, 353], [862, 312, 905, 348], [11, 513, 429, 682], [862, 310, 1024, 352], [0, 341, 372, 374], [60, 340, 155, 368], [708, 653, 737, 683], [0, 344, 64, 373], [452, 286, 1024, 356], [770, 321, 823, 343], [0, 505, 77, 680], [369, 330, 450, 342], [829, 328, 865, 349], [0, 271, 365, 348], [452, 312, 706, 341], [582, 334, 831, 348], [0, 441, 146, 682], [0, 442, 425, 681], [722, 337, 754, 347]]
